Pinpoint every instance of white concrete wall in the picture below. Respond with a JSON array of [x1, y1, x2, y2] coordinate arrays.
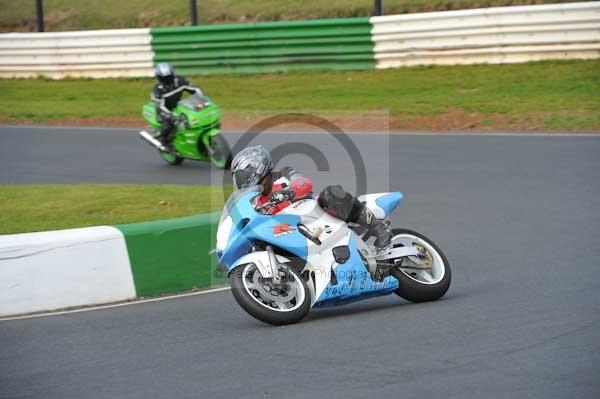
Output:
[[0, 28, 154, 78], [371, 2, 600, 68], [0, 226, 136, 317]]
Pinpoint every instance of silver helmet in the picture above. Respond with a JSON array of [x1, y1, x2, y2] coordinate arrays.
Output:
[[231, 145, 273, 189], [155, 63, 175, 86]]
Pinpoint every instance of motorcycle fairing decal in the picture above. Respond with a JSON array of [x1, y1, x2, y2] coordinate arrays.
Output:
[[313, 232, 399, 307], [273, 223, 294, 237], [245, 215, 307, 260]]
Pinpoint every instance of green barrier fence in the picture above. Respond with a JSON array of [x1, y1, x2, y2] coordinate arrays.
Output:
[[116, 211, 226, 297], [151, 18, 375, 75]]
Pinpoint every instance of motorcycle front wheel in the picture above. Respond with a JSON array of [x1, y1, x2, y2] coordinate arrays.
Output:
[[159, 150, 184, 165], [206, 134, 232, 169], [389, 228, 451, 302], [229, 263, 311, 326]]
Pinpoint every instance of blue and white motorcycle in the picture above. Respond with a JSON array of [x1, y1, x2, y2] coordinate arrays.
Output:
[[216, 186, 451, 325]]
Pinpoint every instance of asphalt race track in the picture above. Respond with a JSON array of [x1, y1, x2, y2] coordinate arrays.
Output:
[[1, 126, 599, 398]]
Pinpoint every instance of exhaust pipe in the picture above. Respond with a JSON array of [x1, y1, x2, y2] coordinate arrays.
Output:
[[139, 130, 166, 151]]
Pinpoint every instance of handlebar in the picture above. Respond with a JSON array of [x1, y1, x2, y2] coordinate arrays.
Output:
[[255, 201, 278, 213], [255, 189, 296, 214], [174, 114, 189, 129]]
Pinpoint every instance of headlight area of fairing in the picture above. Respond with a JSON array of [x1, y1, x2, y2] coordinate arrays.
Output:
[[216, 215, 233, 259]]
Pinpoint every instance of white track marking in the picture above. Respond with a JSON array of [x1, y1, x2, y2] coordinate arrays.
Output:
[[0, 286, 231, 322], [1, 125, 598, 137]]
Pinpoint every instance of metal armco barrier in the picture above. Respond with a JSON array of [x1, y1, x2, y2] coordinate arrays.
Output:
[[0, 2, 598, 78], [370, 1, 600, 68], [0, 28, 154, 78], [150, 18, 375, 75]]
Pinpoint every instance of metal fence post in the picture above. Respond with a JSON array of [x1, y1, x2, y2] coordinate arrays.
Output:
[[189, 0, 198, 25], [36, 0, 45, 32], [374, 0, 383, 16]]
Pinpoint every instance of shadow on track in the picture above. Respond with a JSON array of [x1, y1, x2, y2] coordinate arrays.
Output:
[[304, 293, 463, 324]]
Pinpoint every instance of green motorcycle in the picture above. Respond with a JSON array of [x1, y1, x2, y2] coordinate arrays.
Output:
[[140, 93, 232, 169]]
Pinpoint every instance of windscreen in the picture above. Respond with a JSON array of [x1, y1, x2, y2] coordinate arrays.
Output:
[[219, 185, 262, 224], [179, 93, 209, 110]]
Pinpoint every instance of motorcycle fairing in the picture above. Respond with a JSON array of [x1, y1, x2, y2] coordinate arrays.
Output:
[[217, 190, 401, 309], [218, 190, 308, 269], [244, 215, 307, 259], [281, 199, 400, 306], [357, 192, 403, 219], [313, 232, 399, 307], [142, 103, 160, 128]]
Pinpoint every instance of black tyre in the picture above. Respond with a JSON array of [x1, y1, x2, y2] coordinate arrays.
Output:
[[229, 263, 311, 326], [389, 228, 451, 303], [207, 134, 232, 169], [159, 150, 184, 166]]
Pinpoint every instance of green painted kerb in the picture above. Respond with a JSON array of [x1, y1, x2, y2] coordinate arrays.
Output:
[[116, 211, 226, 297], [150, 17, 375, 75]]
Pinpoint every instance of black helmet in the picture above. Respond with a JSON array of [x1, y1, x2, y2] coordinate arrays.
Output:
[[155, 63, 175, 86], [231, 145, 273, 189]]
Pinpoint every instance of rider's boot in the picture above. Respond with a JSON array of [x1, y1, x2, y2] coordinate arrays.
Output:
[[156, 113, 177, 152], [318, 185, 392, 250], [355, 205, 392, 250], [354, 204, 393, 282], [163, 133, 175, 152], [160, 126, 175, 152]]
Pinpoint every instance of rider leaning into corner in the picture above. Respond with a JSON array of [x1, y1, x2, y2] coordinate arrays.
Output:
[[151, 63, 203, 151], [230, 145, 392, 249]]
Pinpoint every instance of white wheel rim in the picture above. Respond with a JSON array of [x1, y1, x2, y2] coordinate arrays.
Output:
[[241, 263, 305, 312], [391, 234, 446, 285]]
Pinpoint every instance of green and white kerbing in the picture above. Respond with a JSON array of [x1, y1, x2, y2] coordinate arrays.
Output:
[[0, 212, 223, 317]]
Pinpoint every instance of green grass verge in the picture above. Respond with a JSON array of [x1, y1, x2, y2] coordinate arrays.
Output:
[[0, 184, 231, 234], [1, 60, 598, 130], [0, 0, 588, 32]]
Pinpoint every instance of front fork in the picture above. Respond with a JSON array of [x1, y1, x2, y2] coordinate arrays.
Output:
[[265, 245, 282, 285]]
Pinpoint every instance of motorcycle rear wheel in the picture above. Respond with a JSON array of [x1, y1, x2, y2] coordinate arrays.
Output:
[[229, 263, 311, 326], [389, 228, 451, 302]]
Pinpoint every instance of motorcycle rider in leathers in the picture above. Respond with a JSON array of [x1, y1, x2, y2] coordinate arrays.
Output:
[[151, 63, 203, 151], [230, 145, 391, 249]]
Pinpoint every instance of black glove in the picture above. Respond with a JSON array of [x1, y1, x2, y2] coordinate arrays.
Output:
[[270, 188, 295, 203], [175, 115, 189, 128]]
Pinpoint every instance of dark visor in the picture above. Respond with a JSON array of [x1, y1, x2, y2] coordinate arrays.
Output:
[[233, 169, 255, 189]]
